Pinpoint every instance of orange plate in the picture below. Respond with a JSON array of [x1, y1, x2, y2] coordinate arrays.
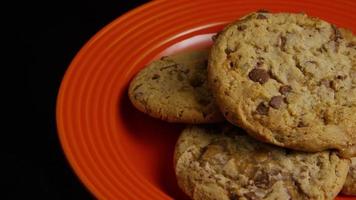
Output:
[[57, 0, 356, 199]]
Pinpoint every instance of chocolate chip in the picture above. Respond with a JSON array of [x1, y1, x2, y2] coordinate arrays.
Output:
[[248, 69, 270, 84], [279, 85, 292, 95], [152, 74, 160, 80], [269, 96, 284, 109], [256, 14, 268, 19], [256, 103, 269, 115], [237, 24, 247, 31]]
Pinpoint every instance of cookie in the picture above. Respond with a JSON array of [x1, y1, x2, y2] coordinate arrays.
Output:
[[208, 12, 356, 157], [174, 125, 350, 200], [129, 49, 223, 123], [342, 157, 356, 195]]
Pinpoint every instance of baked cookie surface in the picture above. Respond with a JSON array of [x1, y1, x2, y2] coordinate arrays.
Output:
[[129, 49, 223, 123], [174, 125, 349, 200], [342, 157, 356, 195], [208, 12, 356, 157]]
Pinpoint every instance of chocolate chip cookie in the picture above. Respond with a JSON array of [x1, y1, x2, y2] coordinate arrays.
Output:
[[342, 157, 356, 195], [174, 125, 349, 200], [129, 49, 223, 123], [208, 12, 356, 157]]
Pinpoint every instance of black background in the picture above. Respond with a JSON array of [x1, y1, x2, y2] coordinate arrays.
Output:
[[13, 0, 149, 199]]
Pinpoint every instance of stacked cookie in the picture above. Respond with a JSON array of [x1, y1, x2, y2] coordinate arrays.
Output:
[[129, 50, 223, 124], [129, 11, 356, 200]]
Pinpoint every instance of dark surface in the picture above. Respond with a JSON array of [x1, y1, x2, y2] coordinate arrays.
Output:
[[15, 0, 149, 199]]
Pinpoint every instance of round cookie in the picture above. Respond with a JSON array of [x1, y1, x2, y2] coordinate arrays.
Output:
[[174, 125, 350, 200], [208, 12, 356, 157], [342, 157, 356, 195], [129, 49, 223, 123]]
